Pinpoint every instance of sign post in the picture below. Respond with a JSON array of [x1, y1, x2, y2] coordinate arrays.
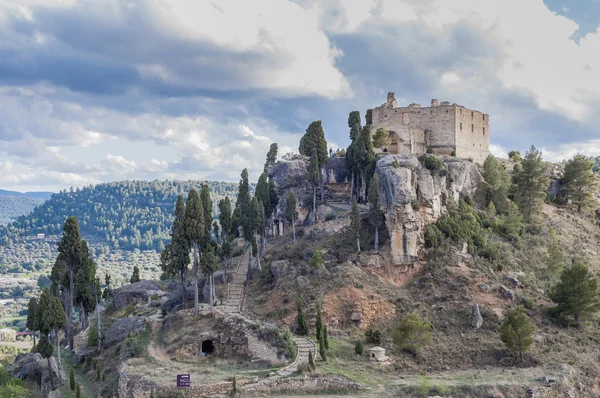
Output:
[[177, 374, 191, 398]]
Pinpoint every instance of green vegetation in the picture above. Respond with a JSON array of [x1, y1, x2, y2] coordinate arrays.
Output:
[[309, 251, 324, 269], [264, 143, 278, 173], [500, 306, 536, 363], [285, 192, 297, 242], [482, 155, 511, 213], [296, 299, 308, 336], [419, 154, 446, 174], [123, 326, 151, 360], [367, 174, 382, 251], [70, 368, 75, 391], [354, 340, 363, 355], [512, 145, 550, 224], [0, 194, 44, 226], [350, 198, 361, 252], [392, 311, 432, 355], [365, 328, 382, 345], [308, 350, 315, 370], [299, 120, 328, 205], [549, 261, 600, 326], [372, 128, 390, 149], [0, 366, 28, 397], [129, 266, 140, 283], [563, 154, 597, 212]]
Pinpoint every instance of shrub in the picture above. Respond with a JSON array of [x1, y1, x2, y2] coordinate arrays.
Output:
[[419, 154, 445, 173], [549, 261, 600, 325], [87, 325, 99, 347], [426, 147, 434, 154], [76, 384, 81, 398], [354, 340, 364, 355], [123, 329, 150, 359], [69, 368, 75, 391], [450, 150, 456, 157], [365, 328, 382, 345], [392, 311, 432, 355], [497, 264, 504, 272], [500, 306, 535, 363], [309, 251, 324, 269], [414, 376, 432, 397], [308, 349, 315, 370], [392, 159, 400, 169], [524, 299, 534, 310], [411, 199, 420, 211]]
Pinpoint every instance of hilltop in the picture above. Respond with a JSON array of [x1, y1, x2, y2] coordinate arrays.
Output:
[[0, 195, 45, 226]]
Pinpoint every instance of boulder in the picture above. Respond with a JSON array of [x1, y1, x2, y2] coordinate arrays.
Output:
[[9, 353, 61, 394], [479, 284, 490, 292], [322, 157, 350, 184], [104, 316, 147, 348], [499, 285, 516, 301], [268, 158, 308, 189], [112, 280, 163, 309], [471, 304, 484, 329], [505, 275, 521, 288], [271, 260, 290, 277], [296, 276, 310, 290]]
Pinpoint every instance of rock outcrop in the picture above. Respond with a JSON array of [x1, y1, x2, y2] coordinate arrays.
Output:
[[104, 316, 147, 348], [9, 353, 61, 397], [112, 280, 163, 309], [471, 304, 484, 329], [375, 154, 483, 265]]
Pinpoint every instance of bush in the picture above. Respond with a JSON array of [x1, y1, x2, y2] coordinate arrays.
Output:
[[309, 251, 324, 269], [392, 311, 432, 355], [411, 199, 420, 211], [524, 299, 534, 310], [87, 325, 99, 347], [365, 328, 382, 345], [426, 147, 434, 154], [414, 376, 432, 397], [123, 328, 150, 359], [497, 264, 504, 272], [450, 150, 456, 157], [392, 159, 400, 169], [354, 340, 364, 355], [419, 154, 445, 174]]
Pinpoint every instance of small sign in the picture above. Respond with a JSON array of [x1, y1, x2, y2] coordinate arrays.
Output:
[[177, 374, 190, 388]]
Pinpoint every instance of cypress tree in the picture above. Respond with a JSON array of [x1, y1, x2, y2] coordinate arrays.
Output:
[[69, 368, 75, 391], [323, 324, 329, 350], [218, 197, 233, 241], [296, 300, 308, 336], [512, 145, 550, 224], [76, 383, 81, 398], [354, 340, 363, 355], [563, 154, 597, 212], [285, 192, 297, 242], [299, 121, 328, 205], [160, 195, 190, 308], [264, 143, 278, 173], [26, 297, 37, 347], [318, 332, 327, 361], [308, 349, 315, 370], [308, 153, 320, 223], [346, 112, 361, 203], [74, 240, 96, 331], [350, 198, 361, 252], [367, 174, 382, 251], [315, 302, 323, 342], [201, 245, 218, 312], [129, 266, 140, 283], [201, 184, 217, 305], [183, 189, 205, 316], [200, 184, 213, 250]]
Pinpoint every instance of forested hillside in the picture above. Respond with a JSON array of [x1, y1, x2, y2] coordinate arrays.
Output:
[[0, 195, 45, 226], [0, 180, 247, 252]]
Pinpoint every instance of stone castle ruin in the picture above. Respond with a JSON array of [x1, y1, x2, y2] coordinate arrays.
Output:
[[366, 92, 490, 164]]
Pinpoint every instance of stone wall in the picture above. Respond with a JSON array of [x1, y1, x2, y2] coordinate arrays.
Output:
[[454, 105, 489, 164], [243, 375, 360, 393]]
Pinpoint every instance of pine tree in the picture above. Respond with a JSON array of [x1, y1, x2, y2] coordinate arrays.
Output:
[[183, 189, 205, 316], [500, 306, 536, 364], [299, 121, 328, 205], [26, 297, 37, 347], [129, 266, 140, 283], [367, 174, 382, 251], [296, 300, 308, 336], [512, 145, 550, 224], [318, 332, 327, 361], [482, 155, 511, 213], [285, 192, 297, 242], [264, 143, 278, 173], [501, 202, 523, 241], [563, 154, 597, 212], [69, 368, 75, 391], [315, 302, 323, 341], [549, 261, 600, 325], [350, 198, 361, 252], [372, 128, 390, 149], [392, 311, 432, 355], [546, 230, 564, 277], [160, 195, 190, 308], [308, 152, 320, 223]]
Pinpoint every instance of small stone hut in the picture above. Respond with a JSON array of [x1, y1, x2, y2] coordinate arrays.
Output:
[[0, 328, 16, 342], [368, 346, 388, 362]]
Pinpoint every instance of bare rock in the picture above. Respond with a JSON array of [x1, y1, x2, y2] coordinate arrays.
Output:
[[104, 316, 147, 348], [9, 353, 61, 394], [499, 285, 516, 301], [112, 280, 163, 309], [296, 276, 310, 290], [271, 260, 291, 277], [471, 304, 484, 329], [479, 283, 490, 292]]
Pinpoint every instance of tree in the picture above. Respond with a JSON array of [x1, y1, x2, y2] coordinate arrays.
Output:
[[160, 195, 190, 308], [285, 192, 297, 242], [35, 288, 66, 384], [318, 332, 327, 361], [563, 154, 597, 212], [102, 273, 112, 300], [323, 324, 329, 350], [508, 150, 522, 162], [308, 152, 320, 223], [372, 128, 390, 149], [367, 174, 382, 251], [308, 350, 315, 371], [37, 334, 53, 359], [130, 266, 140, 283], [482, 155, 511, 213], [512, 146, 550, 224], [501, 202, 523, 241], [549, 261, 600, 325], [355, 126, 375, 202], [296, 300, 308, 336], [354, 340, 364, 355], [218, 197, 233, 241], [346, 112, 361, 204], [26, 297, 37, 347], [264, 143, 278, 173], [392, 311, 432, 355], [299, 121, 328, 205], [200, 185, 213, 247], [232, 374, 238, 394], [76, 383, 81, 398], [183, 189, 205, 316], [201, 245, 218, 312], [232, 169, 251, 238], [350, 198, 361, 252], [546, 230, 564, 277], [255, 172, 277, 254], [70, 368, 75, 391], [500, 306, 535, 364], [309, 251, 324, 268], [245, 197, 261, 270], [315, 302, 323, 341]]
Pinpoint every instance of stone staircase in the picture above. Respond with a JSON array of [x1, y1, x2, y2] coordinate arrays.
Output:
[[223, 246, 250, 314], [276, 336, 317, 376]]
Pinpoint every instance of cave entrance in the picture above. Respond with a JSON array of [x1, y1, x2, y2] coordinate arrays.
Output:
[[201, 340, 215, 356]]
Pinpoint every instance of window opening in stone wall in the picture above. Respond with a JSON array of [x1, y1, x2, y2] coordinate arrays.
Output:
[[471, 111, 474, 117], [483, 127, 486, 135], [460, 123, 462, 131], [471, 124, 474, 132], [202, 340, 215, 356], [483, 114, 485, 120], [460, 108, 462, 114]]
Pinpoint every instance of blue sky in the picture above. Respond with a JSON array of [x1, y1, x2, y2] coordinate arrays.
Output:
[[1, 0, 600, 191]]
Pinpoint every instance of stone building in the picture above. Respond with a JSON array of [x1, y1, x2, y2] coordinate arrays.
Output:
[[368, 346, 388, 362], [0, 328, 16, 342], [366, 92, 490, 164]]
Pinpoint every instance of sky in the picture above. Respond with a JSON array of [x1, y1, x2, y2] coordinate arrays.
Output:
[[2, 0, 600, 192]]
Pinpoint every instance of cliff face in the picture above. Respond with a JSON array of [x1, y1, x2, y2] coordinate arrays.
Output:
[[376, 155, 483, 265], [269, 154, 483, 264]]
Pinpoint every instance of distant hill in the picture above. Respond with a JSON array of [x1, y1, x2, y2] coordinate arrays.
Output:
[[0, 189, 53, 200], [0, 195, 45, 226], [0, 180, 246, 252]]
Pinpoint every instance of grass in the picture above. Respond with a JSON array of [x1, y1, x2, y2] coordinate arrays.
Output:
[[59, 349, 96, 398]]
